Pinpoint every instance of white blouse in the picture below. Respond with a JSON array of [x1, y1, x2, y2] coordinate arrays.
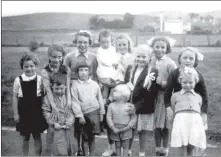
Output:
[[13, 73, 43, 97]]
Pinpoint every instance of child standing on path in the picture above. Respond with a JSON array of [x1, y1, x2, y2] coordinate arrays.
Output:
[[41, 44, 71, 155], [71, 62, 105, 156], [106, 84, 136, 156], [42, 72, 75, 156], [12, 53, 48, 156], [148, 36, 177, 156], [125, 44, 158, 156], [169, 67, 207, 156]]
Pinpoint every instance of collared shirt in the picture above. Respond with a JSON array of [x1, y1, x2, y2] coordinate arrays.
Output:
[[77, 78, 93, 84], [13, 73, 43, 97], [171, 89, 202, 114], [64, 50, 98, 80]]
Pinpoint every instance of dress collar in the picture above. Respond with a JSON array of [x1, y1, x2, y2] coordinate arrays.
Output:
[[21, 73, 37, 81], [180, 89, 196, 96], [75, 50, 89, 59]]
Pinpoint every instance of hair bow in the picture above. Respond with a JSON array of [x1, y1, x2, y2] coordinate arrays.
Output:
[[182, 47, 204, 61], [147, 36, 176, 47]]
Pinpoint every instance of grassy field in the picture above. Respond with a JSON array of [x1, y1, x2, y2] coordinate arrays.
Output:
[[1, 46, 221, 133]]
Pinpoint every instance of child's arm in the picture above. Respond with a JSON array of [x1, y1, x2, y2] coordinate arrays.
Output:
[[65, 109, 74, 129], [42, 97, 57, 125], [167, 94, 176, 122], [41, 69, 59, 115], [12, 78, 20, 122], [97, 83, 105, 117], [121, 112, 137, 132], [70, 82, 85, 124], [106, 104, 119, 133]]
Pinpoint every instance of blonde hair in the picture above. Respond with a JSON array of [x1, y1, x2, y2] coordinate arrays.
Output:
[[133, 44, 153, 58], [178, 67, 199, 84], [112, 84, 131, 102], [115, 34, 133, 54]]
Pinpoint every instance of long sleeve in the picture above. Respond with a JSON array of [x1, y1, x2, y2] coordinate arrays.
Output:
[[106, 104, 114, 128], [42, 97, 56, 125], [71, 82, 83, 118], [97, 85, 105, 115], [65, 109, 74, 128], [195, 72, 209, 114], [164, 71, 176, 108], [128, 113, 137, 128], [92, 57, 98, 82]]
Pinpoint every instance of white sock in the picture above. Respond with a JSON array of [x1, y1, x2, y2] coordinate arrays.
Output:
[[128, 150, 132, 155], [139, 152, 145, 156]]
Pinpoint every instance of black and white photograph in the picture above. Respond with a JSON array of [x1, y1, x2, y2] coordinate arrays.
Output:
[[1, 1, 221, 156]]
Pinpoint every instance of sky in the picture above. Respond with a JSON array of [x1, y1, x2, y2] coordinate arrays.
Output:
[[2, 1, 221, 17]]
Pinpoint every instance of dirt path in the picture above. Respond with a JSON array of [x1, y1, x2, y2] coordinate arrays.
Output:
[[1, 128, 221, 156]]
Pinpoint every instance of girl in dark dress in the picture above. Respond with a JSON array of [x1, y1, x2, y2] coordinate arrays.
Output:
[[12, 53, 47, 156]]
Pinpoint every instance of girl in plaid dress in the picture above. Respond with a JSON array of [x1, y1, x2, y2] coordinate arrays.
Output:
[[147, 36, 177, 156], [125, 44, 158, 156]]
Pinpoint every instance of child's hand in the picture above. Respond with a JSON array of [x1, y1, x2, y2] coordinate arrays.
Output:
[[120, 125, 131, 132], [125, 104, 135, 114], [79, 117, 86, 125], [112, 127, 120, 134], [54, 123, 62, 130], [156, 77, 162, 85], [14, 114, 19, 123], [112, 63, 118, 69], [166, 107, 173, 122], [100, 114, 104, 122]]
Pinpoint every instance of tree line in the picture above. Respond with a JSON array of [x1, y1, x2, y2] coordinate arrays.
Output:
[[89, 13, 135, 29]]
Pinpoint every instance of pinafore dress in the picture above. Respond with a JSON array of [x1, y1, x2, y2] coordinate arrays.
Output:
[[16, 75, 48, 136]]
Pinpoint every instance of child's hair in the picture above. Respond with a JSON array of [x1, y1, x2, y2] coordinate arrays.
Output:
[[98, 29, 113, 43], [75, 61, 91, 75], [115, 34, 133, 53], [112, 84, 131, 102], [47, 44, 67, 57], [178, 67, 199, 84], [20, 52, 39, 69], [51, 72, 67, 86], [178, 47, 200, 67], [150, 36, 172, 54], [133, 44, 153, 58], [73, 30, 92, 45]]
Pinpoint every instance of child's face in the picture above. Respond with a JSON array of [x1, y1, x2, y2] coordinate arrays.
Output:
[[153, 40, 167, 59], [112, 89, 123, 101], [78, 67, 90, 81], [52, 84, 66, 96], [49, 50, 62, 67], [100, 36, 111, 49], [23, 60, 36, 77], [77, 35, 90, 53], [135, 52, 150, 67], [116, 38, 129, 55], [180, 50, 196, 68], [181, 75, 196, 91]]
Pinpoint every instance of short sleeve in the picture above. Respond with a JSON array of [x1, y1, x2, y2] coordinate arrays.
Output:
[[13, 77, 20, 94]]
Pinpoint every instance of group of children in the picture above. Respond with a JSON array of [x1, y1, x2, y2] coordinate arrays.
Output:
[[12, 29, 208, 156]]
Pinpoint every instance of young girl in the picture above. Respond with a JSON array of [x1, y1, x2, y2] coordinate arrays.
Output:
[[169, 67, 207, 156], [148, 36, 177, 156], [12, 53, 47, 156], [102, 33, 135, 156], [164, 47, 208, 156], [42, 72, 74, 156], [64, 30, 98, 81], [115, 34, 135, 73], [106, 84, 136, 156], [96, 29, 124, 103], [71, 62, 105, 156], [125, 44, 158, 156], [41, 44, 71, 155]]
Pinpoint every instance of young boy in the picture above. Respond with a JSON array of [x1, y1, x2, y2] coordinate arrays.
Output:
[[71, 62, 105, 156], [42, 72, 74, 156]]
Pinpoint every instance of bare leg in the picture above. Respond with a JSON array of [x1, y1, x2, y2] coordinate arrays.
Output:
[[154, 128, 162, 155], [22, 134, 30, 156], [187, 145, 195, 156], [33, 133, 42, 156], [89, 137, 96, 156], [115, 141, 121, 156], [139, 131, 148, 154], [122, 139, 129, 156], [82, 139, 89, 156], [128, 129, 135, 154], [174, 146, 185, 156]]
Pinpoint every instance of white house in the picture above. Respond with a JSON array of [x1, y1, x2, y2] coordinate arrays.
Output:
[[164, 19, 184, 34]]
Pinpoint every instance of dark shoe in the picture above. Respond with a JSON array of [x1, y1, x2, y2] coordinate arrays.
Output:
[[156, 152, 161, 156]]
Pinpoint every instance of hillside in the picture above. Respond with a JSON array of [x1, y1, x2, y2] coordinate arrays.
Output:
[[2, 10, 221, 30]]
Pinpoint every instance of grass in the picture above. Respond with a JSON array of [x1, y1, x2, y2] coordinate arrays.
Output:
[[1, 46, 221, 133]]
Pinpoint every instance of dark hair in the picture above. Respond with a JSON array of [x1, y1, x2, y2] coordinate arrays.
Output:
[[98, 29, 113, 42], [20, 52, 39, 69], [178, 50, 199, 67], [150, 37, 172, 54], [50, 72, 67, 86], [75, 62, 91, 75], [73, 30, 92, 45]]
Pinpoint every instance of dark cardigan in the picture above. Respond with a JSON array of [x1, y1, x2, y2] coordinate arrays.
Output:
[[164, 68, 209, 114], [125, 65, 158, 114]]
